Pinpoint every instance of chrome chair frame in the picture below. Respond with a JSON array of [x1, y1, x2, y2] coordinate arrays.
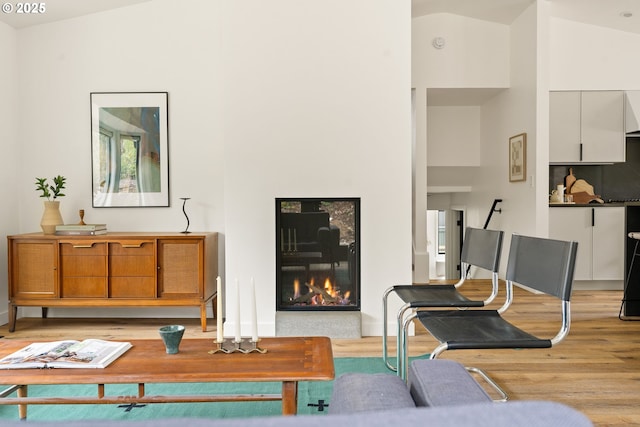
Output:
[[400, 234, 578, 400], [382, 227, 505, 373]]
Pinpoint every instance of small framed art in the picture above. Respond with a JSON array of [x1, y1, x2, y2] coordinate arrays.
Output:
[[509, 133, 526, 182]]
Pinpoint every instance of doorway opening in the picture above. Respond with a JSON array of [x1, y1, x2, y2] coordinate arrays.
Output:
[[427, 209, 464, 280]]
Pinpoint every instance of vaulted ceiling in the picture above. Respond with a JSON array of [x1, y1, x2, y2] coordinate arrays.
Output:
[[413, 0, 640, 35], [1, 0, 639, 35]]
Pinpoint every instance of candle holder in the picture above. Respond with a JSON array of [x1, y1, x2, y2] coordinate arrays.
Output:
[[208, 338, 267, 354], [180, 197, 191, 234], [78, 209, 86, 225]]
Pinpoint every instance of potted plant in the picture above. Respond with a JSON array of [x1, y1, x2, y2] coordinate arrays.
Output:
[[35, 175, 66, 234], [35, 175, 66, 200]]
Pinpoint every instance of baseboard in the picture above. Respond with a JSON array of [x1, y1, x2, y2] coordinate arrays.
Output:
[[0, 308, 7, 329], [18, 306, 212, 318]]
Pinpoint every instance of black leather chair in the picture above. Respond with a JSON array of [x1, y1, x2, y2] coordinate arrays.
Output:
[[382, 227, 505, 373], [400, 234, 578, 399]]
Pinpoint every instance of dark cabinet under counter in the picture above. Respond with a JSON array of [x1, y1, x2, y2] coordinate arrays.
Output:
[[624, 206, 640, 317]]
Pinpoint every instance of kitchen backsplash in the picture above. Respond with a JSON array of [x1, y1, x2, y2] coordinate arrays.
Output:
[[549, 138, 640, 201]]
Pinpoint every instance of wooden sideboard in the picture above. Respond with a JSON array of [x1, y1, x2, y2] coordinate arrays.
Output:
[[7, 232, 218, 332]]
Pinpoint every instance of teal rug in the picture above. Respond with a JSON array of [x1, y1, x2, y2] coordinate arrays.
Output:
[[0, 357, 403, 421]]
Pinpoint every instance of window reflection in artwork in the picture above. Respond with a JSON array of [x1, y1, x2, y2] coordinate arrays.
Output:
[[96, 107, 160, 195]]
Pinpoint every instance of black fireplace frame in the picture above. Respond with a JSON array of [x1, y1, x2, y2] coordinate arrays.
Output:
[[275, 197, 361, 312]]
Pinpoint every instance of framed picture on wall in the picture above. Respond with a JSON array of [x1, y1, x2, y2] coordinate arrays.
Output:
[[90, 92, 170, 207], [509, 133, 526, 182]]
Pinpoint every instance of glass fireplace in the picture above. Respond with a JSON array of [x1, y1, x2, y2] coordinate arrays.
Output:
[[276, 198, 360, 311]]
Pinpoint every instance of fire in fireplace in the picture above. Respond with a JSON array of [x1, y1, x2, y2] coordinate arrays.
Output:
[[276, 198, 360, 311]]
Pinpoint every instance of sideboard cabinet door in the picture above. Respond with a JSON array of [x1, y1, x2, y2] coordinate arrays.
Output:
[[9, 239, 58, 298], [158, 239, 203, 298]]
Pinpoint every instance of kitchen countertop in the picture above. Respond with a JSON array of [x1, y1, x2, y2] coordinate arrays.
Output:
[[549, 202, 630, 207]]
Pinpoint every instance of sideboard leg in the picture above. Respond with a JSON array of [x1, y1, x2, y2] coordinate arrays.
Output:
[[8, 304, 17, 332], [42, 307, 48, 319], [200, 304, 207, 332]]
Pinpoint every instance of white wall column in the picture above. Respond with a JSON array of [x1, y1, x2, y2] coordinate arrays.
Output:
[[413, 88, 429, 283]]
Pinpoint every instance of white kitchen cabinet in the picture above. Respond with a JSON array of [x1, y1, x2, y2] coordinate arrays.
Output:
[[549, 91, 625, 164], [549, 207, 624, 281], [550, 91, 581, 163]]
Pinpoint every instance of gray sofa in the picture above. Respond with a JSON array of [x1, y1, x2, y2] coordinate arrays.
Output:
[[0, 360, 592, 427], [326, 359, 592, 426], [0, 401, 593, 427], [329, 359, 494, 413]]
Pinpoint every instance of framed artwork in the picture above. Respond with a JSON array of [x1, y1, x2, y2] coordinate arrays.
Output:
[[509, 133, 527, 182], [90, 92, 169, 207]]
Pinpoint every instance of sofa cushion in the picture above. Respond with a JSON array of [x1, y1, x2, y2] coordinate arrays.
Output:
[[329, 372, 416, 414], [408, 359, 492, 407]]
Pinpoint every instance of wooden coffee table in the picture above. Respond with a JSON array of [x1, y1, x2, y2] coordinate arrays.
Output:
[[0, 337, 334, 419]]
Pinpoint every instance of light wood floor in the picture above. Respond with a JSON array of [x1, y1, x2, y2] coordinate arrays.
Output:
[[1, 282, 639, 426]]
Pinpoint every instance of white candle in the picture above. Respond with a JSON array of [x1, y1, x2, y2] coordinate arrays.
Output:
[[250, 277, 258, 342], [216, 276, 223, 342], [235, 278, 241, 342]]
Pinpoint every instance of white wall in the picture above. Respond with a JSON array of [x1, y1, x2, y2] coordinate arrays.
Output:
[[412, 13, 510, 89], [220, 0, 412, 336], [412, 13, 510, 278], [7, 0, 412, 336], [468, 3, 541, 272], [427, 106, 481, 166], [535, 1, 551, 236], [550, 18, 640, 90], [421, 4, 541, 276], [16, 0, 226, 236], [411, 13, 509, 276], [0, 21, 18, 326]]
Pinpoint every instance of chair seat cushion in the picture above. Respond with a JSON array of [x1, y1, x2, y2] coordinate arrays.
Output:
[[329, 373, 416, 414], [408, 359, 492, 406], [416, 310, 552, 350], [393, 285, 484, 307]]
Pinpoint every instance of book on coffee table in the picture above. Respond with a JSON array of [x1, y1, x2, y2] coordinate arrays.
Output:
[[0, 339, 132, 369]]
